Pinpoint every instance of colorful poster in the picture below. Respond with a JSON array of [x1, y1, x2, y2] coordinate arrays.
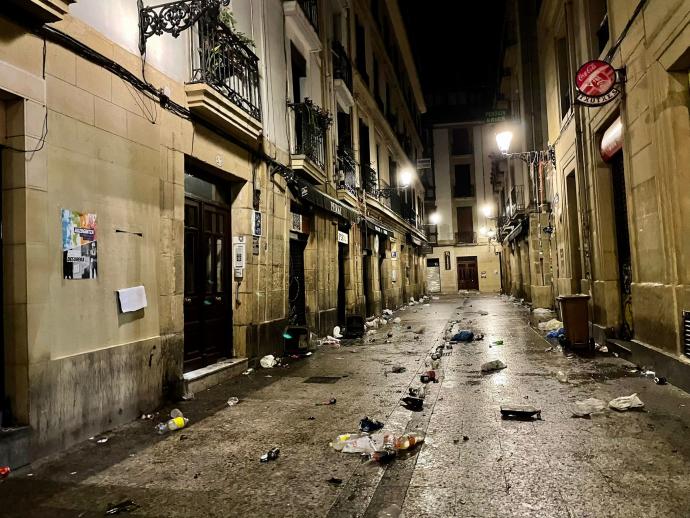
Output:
[[62, 209, 97, 280]]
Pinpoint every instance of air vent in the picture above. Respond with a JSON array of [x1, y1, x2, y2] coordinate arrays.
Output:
[[681, 311, 690, 357]]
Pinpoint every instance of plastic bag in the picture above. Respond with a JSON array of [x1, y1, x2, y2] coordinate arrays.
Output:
[[260, 355, 277, 368], [609, 393, 644, 411], [481, 359, 507, 372], [572, 398, 606, 417], [538, 319, 563, 331]]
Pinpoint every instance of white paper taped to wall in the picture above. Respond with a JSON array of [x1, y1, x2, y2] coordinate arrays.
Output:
[[117, 286, 147, 313]]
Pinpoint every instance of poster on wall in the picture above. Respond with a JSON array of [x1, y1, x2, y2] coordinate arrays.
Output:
[[62, 209, 97, 280]]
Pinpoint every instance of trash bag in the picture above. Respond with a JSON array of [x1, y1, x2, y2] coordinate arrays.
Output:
[[333, 326, 343, 339], [609, 393, 644, 411], [538, 319, 563, 331], [481, 359, 507, 372], [451, 330, 474, 342], [572, 398, 606, 417], [260, 355, 277, 368]]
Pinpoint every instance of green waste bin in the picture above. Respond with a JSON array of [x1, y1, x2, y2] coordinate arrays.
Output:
[[556, 294, 592, 349]]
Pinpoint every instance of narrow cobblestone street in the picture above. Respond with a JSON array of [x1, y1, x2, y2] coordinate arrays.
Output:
[[3, 293, 690, 517]]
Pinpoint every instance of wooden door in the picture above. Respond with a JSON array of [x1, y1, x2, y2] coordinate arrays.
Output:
[[456, 206, 474, 243], [184, 198, 232, 372], [457, 256, 479, 290]]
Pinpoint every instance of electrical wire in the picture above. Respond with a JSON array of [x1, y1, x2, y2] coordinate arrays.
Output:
[[1, 38, 48, 156]]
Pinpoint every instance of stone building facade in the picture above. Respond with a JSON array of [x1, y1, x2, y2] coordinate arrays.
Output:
[[498, 0, 690, 374], [0, 0, 427, 464], [425, 122, 501, 294]]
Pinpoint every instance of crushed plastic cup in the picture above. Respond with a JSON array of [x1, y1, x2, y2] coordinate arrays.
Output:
[[227, 397, 240, 406]]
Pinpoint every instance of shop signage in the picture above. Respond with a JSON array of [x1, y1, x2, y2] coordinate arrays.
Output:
[[575, 60, 622, 107], [337, 230, 349, 244], [485, 110, 507, 123]]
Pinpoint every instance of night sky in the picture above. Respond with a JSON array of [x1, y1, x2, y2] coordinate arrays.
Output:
[[400, 0, 507, 113]]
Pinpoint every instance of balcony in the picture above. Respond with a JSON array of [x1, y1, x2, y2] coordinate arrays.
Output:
[[332, 41, 354, 109], [283, 0, 321, 51], [9, 0, 75, 23], [336, 146, 357, 201], [362, 164, 379, 198], [455, 231, 477, 244], [505, 185, 526, 218], [289, 99, 330, 183], [185, 15, 262, 144]]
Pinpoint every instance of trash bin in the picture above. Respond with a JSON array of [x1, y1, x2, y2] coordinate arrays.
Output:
[[556, 294, 591, 349]]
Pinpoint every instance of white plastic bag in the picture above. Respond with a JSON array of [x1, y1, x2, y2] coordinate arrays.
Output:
[[538, 319, 563, 331], [572, 398, 606, 417], [609, 393, 644, 411], [260, 355, 277, 368]]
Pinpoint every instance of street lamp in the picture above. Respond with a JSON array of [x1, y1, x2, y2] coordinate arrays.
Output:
[[495, 130, 556, 166], [373, 167, 415, 197], [481, 204, 493, 218], [495, 131, 513, 154], [429, 212, 441, 225]]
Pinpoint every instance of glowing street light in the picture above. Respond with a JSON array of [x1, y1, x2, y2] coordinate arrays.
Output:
[[482, 204, 493, 218], [429, 212, 441, 225], [495, 131, 513, 154], [399, 168, 413, 187]]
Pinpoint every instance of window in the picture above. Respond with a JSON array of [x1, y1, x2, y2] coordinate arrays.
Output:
[[556, 36, 571, 119], [451, 128, 472, 155], [453, 164, 473, 197], [456, 206, 474, 243], [588, 0, 609, 55], [372, 57, 379, 96], [356, 19, 368, 82]]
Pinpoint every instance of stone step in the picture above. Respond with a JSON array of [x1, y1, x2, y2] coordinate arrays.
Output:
[[182, 358, 248, 395], [0, 426, 31, 469]]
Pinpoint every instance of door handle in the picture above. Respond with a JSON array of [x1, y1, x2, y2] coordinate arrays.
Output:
[[184, 297, 192, 304], [215, 296, 222, 302]]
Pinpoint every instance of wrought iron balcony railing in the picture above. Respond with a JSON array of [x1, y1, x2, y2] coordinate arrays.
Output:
[[191, 15, 261, 121], [362, 164, 379, 197], [191, 13, 261, 121], [332, 41, 352, 92], [289, 99, 330, 170], [336, 146, 357, 194], [455, 231, 477, 244], [297, 0, 319, 33], [511, 184, 525, 212]]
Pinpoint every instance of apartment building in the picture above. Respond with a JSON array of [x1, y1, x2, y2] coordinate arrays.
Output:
[[425, 122, 501, 294], [531, 0, 690, 379], [0, 0, 427, 463]]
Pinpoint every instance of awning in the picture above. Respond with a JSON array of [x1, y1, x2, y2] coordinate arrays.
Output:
[[288, 177, 360, 224], [407, 233, 423, 246], [600, 116, 623, 162], [363, 218, 394, 238]]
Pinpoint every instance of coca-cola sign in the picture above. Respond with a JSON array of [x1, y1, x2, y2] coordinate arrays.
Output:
[[575, 60, 621, 106]]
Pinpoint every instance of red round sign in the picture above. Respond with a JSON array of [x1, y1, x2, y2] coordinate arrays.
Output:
[[575, 60, 616, 98]]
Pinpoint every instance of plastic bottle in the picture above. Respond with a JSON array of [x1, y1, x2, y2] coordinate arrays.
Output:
[[391, 431, 425, 450], [155, 414, 189, 434]]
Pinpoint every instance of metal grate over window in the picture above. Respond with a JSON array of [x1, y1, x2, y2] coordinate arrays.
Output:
[[683, 311, 690, 358]]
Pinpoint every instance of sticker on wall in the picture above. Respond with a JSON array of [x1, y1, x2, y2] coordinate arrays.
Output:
[[481, 271, 487, 278], [62, 209, 97, 280], [391, 250, 398, 260]]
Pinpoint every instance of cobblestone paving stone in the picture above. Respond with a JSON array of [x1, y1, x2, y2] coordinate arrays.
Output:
[[2, 294, 690, 517]]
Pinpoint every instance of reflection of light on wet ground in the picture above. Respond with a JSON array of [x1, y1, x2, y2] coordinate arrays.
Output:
[[490, 370, 508, 386]]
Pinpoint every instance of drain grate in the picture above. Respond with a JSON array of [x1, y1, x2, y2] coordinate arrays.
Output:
[[303, 376, 341, 384]]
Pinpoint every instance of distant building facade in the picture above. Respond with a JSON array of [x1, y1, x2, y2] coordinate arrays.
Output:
[[425, 122, 501, 294]]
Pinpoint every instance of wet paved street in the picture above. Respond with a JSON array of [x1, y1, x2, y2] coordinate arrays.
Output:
[[3, 293, 690, 517]]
